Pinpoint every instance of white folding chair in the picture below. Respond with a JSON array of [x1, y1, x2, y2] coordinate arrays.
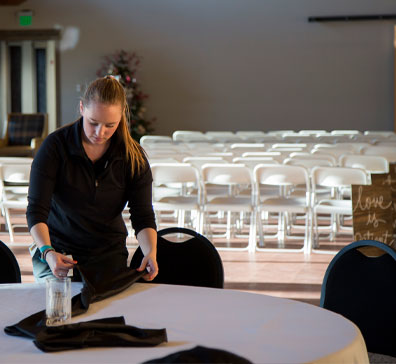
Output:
[[361, 146, 396, 163], [242, 151, 284, 162], [339, 154, 389, 176], [151, 163, 203, 232], [228, 143, 266, 156], [201, 163, 256, 251], [0, 162, 31, 243], [330, 130, 361, 136], [267, 130, 294, 136], [233, 157, 279, 169], [289, 152, 337, 165], [364, 131, 396, 137], [254, 164, 311, 254], [311, 166, 370, 254], [139, 135, 173, 148], [311, 144, 356, 159], [172, 130, 210, 142], [284, 157, 333, 169], [298, 130, 327, 136], [235, 131, 267, 140], [271, 143, 308, 149], [205, 132, 242, 143]]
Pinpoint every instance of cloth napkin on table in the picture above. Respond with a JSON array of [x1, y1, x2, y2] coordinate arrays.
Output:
[[143, 345, 252, 364], [4, 264, 168, 352]]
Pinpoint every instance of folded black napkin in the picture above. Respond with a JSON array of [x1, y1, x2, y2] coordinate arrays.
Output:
[[34, 316, 167, 352], [4, 264, 167, 352]]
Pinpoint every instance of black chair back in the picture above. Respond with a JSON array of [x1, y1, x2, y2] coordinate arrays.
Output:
[[320, 240, 396, 357], [0, 240, 21, 283], [130, 227, 224, 288]]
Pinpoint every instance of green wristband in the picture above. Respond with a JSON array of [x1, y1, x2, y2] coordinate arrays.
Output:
[[39, 245, 55, 263], [39, 245, 53, 254]]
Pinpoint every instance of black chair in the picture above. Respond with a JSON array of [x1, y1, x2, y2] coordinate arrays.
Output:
[[130, 227, 224, 288], [320, 240, 396, 357], [0, 240, 21, 283]]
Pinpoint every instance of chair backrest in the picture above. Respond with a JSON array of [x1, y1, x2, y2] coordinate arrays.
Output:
[[283, 157, 333, 169], [0, 157, 33, 165], [311, 166, 369, 188], [320, 240, 396, 357], [364, 131, 395, 137], [172, 130, 210, 142], [298, 130, 327, 136], [271, 143, 307, 149], [241, 151, 283, 162], [130, 227, 224, 288], [182, 156, 226, 170], [254, 164, 310, 187], [361, 146, 396, 163], [0, 240, 21, 283], [204, 131, 242, 143], [6, 113, 47, 146], [339, 154, 389, 174], [289, 152, 337, 165], [330, 130, 361, 135], [151, 163, 200, 184], [232, 157, 279, 169], [201, 163, 252, 186], [0, 163, 31, 184]]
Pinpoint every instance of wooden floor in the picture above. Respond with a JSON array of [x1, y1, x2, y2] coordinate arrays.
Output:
[[4, 219, 353, 307]]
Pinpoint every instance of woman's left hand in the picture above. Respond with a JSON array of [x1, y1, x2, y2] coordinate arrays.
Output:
[[137, 252, 158, 281]]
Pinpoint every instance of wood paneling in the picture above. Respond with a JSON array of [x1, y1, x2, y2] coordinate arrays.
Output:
[[0, 0, 26, 5], [0, 29, 60, 41]]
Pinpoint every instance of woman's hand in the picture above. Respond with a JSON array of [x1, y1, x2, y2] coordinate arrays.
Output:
[[137, 252, 158, 281], [136, 228, 158, 281], [46, 251, 77, 279]]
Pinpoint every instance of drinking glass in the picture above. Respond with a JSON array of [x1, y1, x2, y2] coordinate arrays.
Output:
[[45, 276, 71, 326]]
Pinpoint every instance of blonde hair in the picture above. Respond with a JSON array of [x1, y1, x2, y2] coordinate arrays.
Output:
[[81, 76, 146, 175]]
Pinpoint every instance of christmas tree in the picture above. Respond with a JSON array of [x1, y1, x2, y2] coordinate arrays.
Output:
[[96, 50, 155, 141]]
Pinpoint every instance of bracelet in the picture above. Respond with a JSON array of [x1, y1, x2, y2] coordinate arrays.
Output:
[[43, 248, 55, 261], [39, 245, 55, 263]]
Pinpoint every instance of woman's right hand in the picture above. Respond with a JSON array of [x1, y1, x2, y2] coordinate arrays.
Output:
[[45, 251, 77, 279]]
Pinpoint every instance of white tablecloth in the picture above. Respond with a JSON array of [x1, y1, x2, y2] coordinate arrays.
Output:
[[0, 282, 368, 363]]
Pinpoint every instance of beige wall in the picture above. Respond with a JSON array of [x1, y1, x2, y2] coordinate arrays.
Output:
[[0, 0, 395, 135]]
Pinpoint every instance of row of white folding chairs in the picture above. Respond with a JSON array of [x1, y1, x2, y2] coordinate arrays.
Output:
[[150, 162, 371, 255], [171, 129, 396, 139], [144, 140, 396, 162], [141, 130, 396, 145], [148, 151, 392, 176]]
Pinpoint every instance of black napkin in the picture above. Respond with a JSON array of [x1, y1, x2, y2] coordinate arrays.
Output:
[[143, 345, 252, 364], [34, 316, 167, 352], [4, 264, 167, 352]]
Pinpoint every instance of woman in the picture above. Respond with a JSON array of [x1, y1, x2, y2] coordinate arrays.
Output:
[[27, 76, 158, 282]]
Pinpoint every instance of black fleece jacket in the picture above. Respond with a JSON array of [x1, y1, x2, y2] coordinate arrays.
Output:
[[26, 118, 156, 257]]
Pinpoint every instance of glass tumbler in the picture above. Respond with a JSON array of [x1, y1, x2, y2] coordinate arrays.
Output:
[[45, 276, 71, 326]]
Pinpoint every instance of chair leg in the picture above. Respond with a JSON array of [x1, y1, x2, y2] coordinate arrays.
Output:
[[177, 210, 185, 227], [313, 210, 319, 249], [248, 211, 257, 253], [203, 211, 213, 241], [257, 209, 265, 247], [303, 211, 312, 255], [225, 211, 232, 240], [3, 207, 14, 243], [277, 212, 286, 248], [197, 210, 204, 235]]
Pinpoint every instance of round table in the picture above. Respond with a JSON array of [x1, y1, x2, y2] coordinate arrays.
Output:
[[0, 282, 368, 363]]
